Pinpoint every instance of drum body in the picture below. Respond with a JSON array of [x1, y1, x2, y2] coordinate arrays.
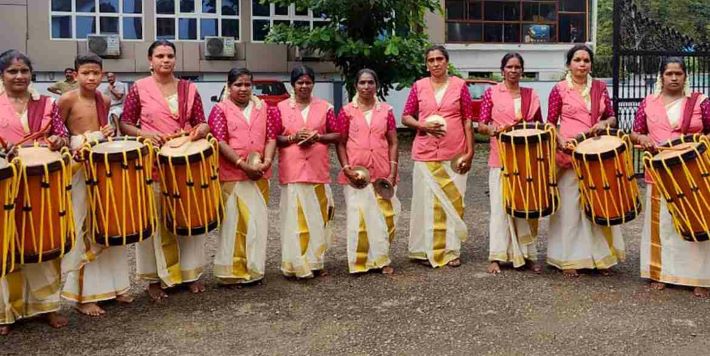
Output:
[[15, 146, 73, 263], [572, 132, 641, 226], [498, 122, 559, 219], [644, 135, 710, 242], [158, 137, 221, 236], [85, 138, 156, 246], [0, 157, 19, 276]]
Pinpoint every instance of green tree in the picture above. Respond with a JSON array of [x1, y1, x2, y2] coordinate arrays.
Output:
[[264, 0, 442, 99]]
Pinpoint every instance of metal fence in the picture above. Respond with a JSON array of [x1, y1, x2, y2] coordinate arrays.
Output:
[[612, 1, 710, 175]]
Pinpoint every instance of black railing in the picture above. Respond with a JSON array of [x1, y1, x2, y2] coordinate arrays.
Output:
[[612, 0, 710, 175]]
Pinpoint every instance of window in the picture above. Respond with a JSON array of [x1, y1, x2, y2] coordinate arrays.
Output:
[[445, 0, 588, 44], [155, 0, 240, 41], [50, 0, 144, 40], [251, 1, 328, 42]]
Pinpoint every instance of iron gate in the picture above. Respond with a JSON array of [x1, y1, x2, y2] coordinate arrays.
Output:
[[612, 0, 710, 175]]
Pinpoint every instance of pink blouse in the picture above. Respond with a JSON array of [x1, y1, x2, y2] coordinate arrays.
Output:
[[121, 84, 206, 127], [633, 97, 710, 134], [338, 108, 396, 141], [402, 82, 474, 120], [208, 105, 280, 141], [268, 106, 345, 136], [546, 85, 615, 125]]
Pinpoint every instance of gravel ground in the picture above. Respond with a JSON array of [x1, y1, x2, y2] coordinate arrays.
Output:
[[4, 135, 710, 355]]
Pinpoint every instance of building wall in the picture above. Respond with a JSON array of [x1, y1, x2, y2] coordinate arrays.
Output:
[[5, 0, 335, 78]]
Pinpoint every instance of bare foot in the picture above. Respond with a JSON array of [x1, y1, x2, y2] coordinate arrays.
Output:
[[75, 302, 106, 317], [487, 262, 501, 274], [600, 269, 613, 276], [693, 287, 710, 298], [526, 261, 542, 274], [188, 280, 206, 294], [447, 258, 462, 268], [650, 282, 666, 291], [314, 270, 329, 277], [0, 325, 9, 336], [147, 283, 168, 302], [116, 294, 134, 304], [46, 312, 68, 329], [562, 269, 579, 278], [382, 266, 394, 275]]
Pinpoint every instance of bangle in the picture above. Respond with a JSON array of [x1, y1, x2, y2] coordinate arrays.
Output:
[[235, 158, 244, 167], [389, 161, 398, 165], [343, 165, 352, 170]]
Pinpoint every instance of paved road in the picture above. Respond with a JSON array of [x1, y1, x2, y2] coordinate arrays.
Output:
[[4, 138, 710, 355]]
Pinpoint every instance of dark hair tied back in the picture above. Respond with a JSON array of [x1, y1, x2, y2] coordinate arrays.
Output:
[[565, 44, 594, 66], [355, 68, 379, 88], [290, 65, 315, 86], [0, 49, 33, 73], [148, 40, 176, 57], [227, 67, 253, 86], [425, 45, 449, 62], [500, 52, 524, 71], [659, 57, 687, 76]]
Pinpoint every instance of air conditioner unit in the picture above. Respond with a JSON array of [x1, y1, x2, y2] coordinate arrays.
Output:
[[295, 47, 329, 61], [204, 36, 236, 58], [87, 34, 121, 57]]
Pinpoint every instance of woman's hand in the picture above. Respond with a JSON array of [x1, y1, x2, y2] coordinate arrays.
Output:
[[189, 123, 210, 141], [418, 121, 446, 138], [636, 135, 655, 151], [238, 160, 264, 181], [344, 166, 367, 186]]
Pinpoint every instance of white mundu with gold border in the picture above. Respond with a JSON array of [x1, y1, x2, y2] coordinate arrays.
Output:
[[62, 132, 132, 303], [408, 161, 468, 267], [344, 185, 400, 273], [280, 183, 334, 278], [547, 168, 625, 269], [214, 179, 269, 284], [488, 168, 538, 267], [0, 260, 62, 325]]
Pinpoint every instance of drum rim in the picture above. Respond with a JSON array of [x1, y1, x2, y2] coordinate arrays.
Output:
[[88, 137, 150, 163], [157, 141, 215, 165], [505, 194, 559, 219], [498, 122, 550, 144], [93, 225, 153, 246], [650, 135, 706, 168], [165, 218, 220, 236], [0, 157, 15, 180], [572, 134, 627, 160], [16, 240, 73, 264], [584, 198, 642, 226], [16, 145, 69, 175]]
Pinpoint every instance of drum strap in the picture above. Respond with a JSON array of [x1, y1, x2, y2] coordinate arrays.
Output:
[[177, 80, 190, 127], [680, 92, 702, 134], [94, 90, 108, 127], [520, 87, 532, 120], [589, 80, 605, 125], [27, 95, 49, 133]]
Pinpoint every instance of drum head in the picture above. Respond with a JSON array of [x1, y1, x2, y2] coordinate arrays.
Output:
[[160, 138, 212, 157], [17, 147, 62, 167], [92, 140, 144, 154], [575, 135, 623, 155], [0, 157, 8, 169], [503, 128, 545, 138], [653, 142, 699, 161]]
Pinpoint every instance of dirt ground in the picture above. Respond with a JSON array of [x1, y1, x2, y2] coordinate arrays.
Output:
[[3, 136, 710, 355]]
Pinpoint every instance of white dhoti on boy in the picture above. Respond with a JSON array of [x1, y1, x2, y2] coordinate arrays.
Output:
[[408, 161, 468, 268], [0, 260, 61, 325]]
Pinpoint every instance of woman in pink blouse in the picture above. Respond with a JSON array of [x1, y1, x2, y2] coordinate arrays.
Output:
[[207, 68, 277, 285], [401, 45, 475, 268], [271, 65, 345, 279], [476, 52, 543, 274], [0, 49, 69, 334], [546, 44, 624, 277], [119, 40, 210, 301], [336, 68, 400, 275], [631, 57, 710, 298]]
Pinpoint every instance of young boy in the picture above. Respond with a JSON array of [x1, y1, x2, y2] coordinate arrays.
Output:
[[58, 53, 133, 316]]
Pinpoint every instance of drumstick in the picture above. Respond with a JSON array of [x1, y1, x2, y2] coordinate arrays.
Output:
[[495, 118, 524, 136], [633, 144, 687, 152], [15, 120, 53, 147]]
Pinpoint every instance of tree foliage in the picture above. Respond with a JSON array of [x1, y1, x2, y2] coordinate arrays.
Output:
[[264, 0, 442, 99]]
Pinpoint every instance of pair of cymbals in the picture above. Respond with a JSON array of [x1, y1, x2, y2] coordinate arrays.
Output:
[[246, 152, 262, 166], [348, 165, 395, 199]]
